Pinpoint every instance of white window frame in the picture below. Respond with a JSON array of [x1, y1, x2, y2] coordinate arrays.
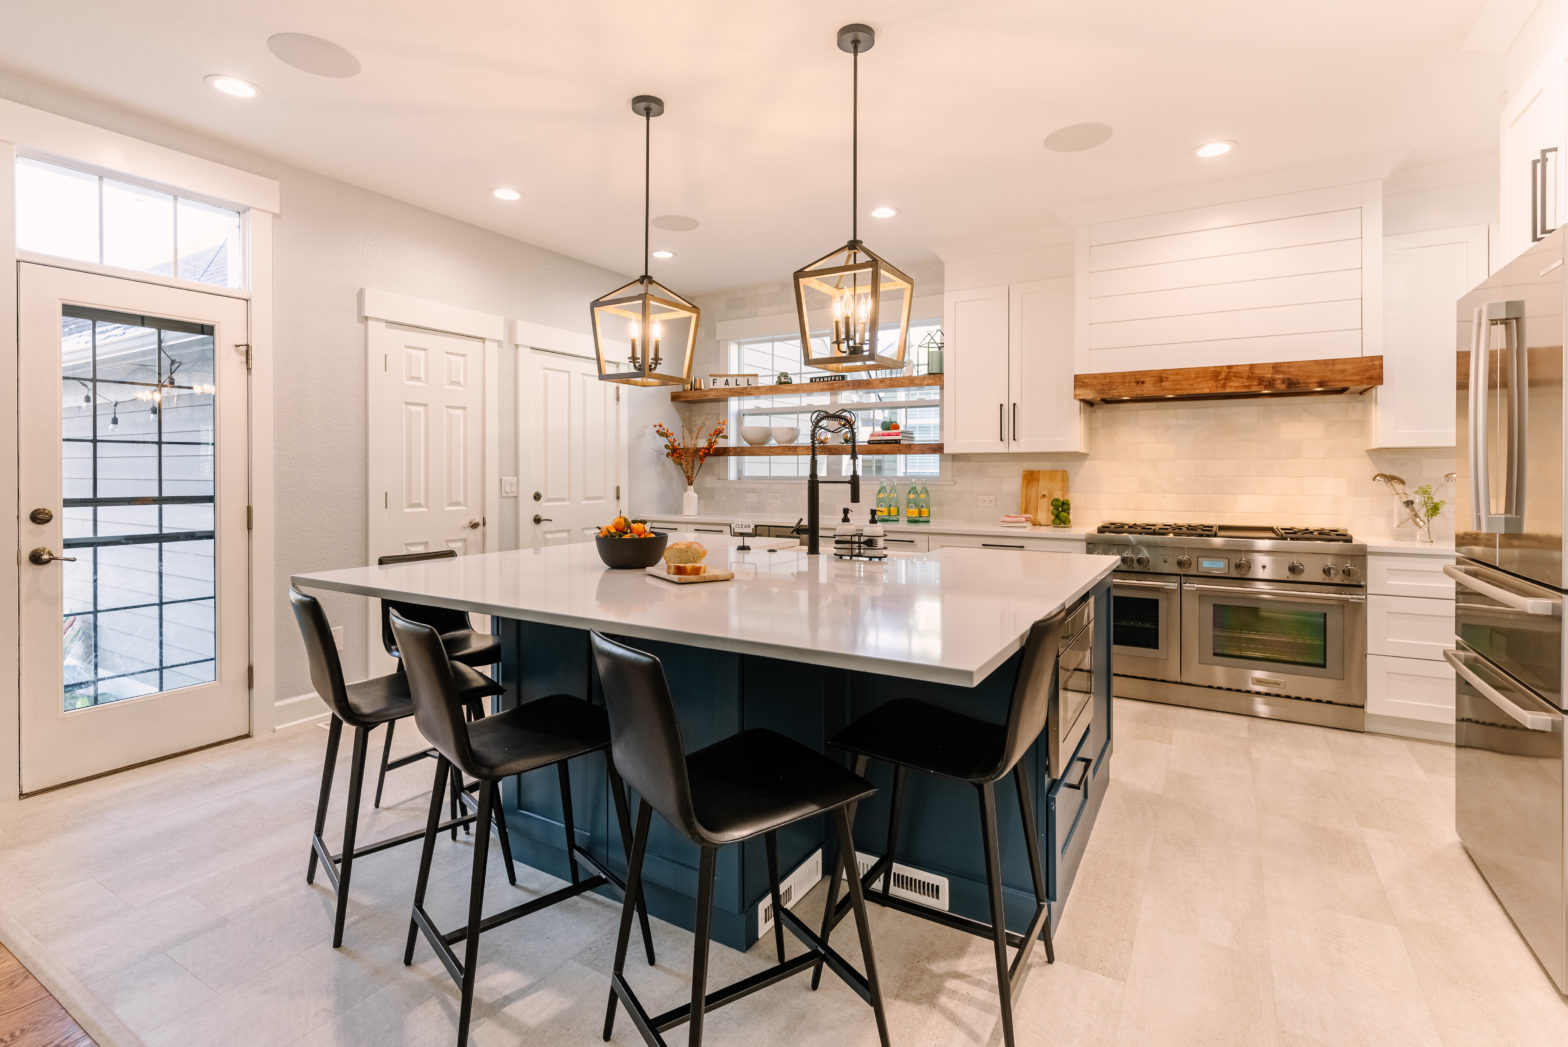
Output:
[[0, 99, 280, 803]]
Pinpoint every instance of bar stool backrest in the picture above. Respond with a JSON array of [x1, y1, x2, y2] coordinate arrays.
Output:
[[992, 608, 1069, 782], [377, 550, 473, 657], [389, 609, 479, 778], [289, 586, 360, 726], [589, 632, 704, 844]]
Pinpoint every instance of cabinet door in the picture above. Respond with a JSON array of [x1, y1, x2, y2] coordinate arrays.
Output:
[[1373, 228, 1487, 448], [1367, 595, 1454, 661], [941, 286, 1011, 453], [1367, 653, 1455, 726], [1500, 56, 1566, 268], [1009, 278, 1085, 453]]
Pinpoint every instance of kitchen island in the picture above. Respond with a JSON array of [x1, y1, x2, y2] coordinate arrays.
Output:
[[293, 541, 1118, 949]]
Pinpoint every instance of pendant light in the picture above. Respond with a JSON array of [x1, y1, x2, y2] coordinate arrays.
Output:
[[592, 95, 700, 387], [793, 23, 913, 373]]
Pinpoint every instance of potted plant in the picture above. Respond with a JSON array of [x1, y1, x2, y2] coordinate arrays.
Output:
[[655, 416, 726, 516]]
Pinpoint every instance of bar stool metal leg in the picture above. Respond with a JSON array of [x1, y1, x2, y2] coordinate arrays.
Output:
[[812, 752, 868, 990], [489, 781, 518, 886], [407, 755, 451, 966], [306, 716, 343, 885], [688, 845, 718, 1047], [373, 720, 396, 808], [605, 801, 653, 1042], [456, 784, 494, 1047], [764, 831, 787, 963], [1014, 763, 1055, 964], [608, 766, 656, 966], [558, 762, 580, 883], [880, 764, 908, 895], [977, 781, 1015, 1047], [331, 726, 371, 948], [833, 806, 892, 1047]]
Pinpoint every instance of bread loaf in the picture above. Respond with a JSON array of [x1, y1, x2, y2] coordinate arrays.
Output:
[[663, 541, 707, 566]]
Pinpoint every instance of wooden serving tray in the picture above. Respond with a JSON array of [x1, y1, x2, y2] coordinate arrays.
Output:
[[645, 566, 734, 584]]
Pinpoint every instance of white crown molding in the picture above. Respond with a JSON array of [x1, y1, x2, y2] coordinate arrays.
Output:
[[1384, 153, 1499, 195], [1055, 152, 1408, 228], [511, 318, 599, 358], [0, 97, 280, 213], [359, 288, 504, 342], [928, 225, 1075, 263]]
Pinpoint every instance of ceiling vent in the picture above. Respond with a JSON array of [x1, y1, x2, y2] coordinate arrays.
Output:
[[1073, 356, 1383, 405]]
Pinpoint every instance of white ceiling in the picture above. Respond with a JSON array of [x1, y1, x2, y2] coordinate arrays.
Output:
[[0, 0, 1503, 294]]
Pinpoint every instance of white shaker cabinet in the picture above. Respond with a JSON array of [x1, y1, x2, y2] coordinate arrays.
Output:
[[941, 279, 1084, 455], [1365, 549, 1455, 741], [1499, 54, 1566, 270], [1372, 227, 1488, 449]]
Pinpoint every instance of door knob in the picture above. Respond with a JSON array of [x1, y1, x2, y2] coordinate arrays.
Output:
[[28, 508, 53, 525], [466, 518, 482, 530], [533, 515, 553, 525], [28, 547, 76, 565]]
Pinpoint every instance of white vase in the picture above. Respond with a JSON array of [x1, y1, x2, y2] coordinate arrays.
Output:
[[682, 485, 699, 517]]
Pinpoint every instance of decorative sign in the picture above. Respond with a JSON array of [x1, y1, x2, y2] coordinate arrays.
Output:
[[807, 374, 848, 384], [706, 373, 759, 389]]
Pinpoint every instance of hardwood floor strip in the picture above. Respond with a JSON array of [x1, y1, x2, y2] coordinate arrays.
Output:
[[0, 942, 96, 1047]]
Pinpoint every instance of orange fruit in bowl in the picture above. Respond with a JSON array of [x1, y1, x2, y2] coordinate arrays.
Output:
[[630, 522, 648, 537], [611, 515, 629, 533]]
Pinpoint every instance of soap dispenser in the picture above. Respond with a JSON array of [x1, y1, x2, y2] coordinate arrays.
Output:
[[833, 505, 857, 554], [863, 506, 885, 552]]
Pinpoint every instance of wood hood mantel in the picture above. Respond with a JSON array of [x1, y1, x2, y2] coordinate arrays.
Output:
[[1073, 356, 1382, 405]]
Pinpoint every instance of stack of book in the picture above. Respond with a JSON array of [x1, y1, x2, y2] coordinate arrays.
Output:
[[866, 430, 915, 445]]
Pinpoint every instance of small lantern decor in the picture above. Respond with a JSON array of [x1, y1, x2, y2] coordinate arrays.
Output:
[[592, 96, 700, 387], [793, 24, 914, 373]]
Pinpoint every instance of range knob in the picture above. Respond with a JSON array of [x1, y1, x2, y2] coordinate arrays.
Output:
[[1322, 563, 1338, 578], [1287, 561, 1305, 576], [1120, 554, 1135, 568], [1176, 555, 1192, 569], [1135, 553, 1150, 568], [1234, 558, 1251, 573], [1341, 563, 1361, 581]]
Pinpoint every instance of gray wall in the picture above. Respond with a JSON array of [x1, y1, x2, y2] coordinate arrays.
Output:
[[0, 71, 627, 705]]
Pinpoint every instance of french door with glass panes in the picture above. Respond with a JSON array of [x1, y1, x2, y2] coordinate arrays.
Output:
[[18, 263, 249, 792]]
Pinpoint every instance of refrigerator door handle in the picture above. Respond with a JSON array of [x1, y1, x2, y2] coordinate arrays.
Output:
[[1471, 300, 1527, 534], [1469, 304, 1486, 531], [1444, 648, 1556, 731], [1444, 564, 1562, 616]]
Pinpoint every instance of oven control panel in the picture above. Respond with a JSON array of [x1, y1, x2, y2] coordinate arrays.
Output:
[[1088, 541, 1365, 585]]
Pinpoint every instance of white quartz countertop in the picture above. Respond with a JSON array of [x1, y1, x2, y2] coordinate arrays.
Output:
[[293, 540, 1118, 687], [643, 512, 1091, 540], [1359, 535, 1456, 557]]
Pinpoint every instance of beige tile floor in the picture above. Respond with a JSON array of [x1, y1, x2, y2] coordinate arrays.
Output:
[[2, 697, 1566, 1046]]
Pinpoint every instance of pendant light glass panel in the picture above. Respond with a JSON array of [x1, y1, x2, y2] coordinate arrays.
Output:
[[591, 277, 698, 387], [794, 242, 912, 372]]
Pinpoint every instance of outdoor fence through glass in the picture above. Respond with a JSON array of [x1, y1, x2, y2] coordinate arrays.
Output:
[[60, 305, 217, 710]]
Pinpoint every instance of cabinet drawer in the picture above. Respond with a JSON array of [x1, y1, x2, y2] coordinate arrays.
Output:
[[1367, 554, 1455, 598], [927, 533, 1079, 553], [878, 534, 929, 553], [1367, 595, 1454, 660], [1366, 654, 1455, 724], [1045, 728, 1096, 901]]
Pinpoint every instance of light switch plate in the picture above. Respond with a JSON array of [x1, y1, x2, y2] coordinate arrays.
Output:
[[500, 476, 519, 497], [977, 494, 997, 508]]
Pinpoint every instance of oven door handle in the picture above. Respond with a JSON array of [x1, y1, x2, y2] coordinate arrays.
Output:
[[1442, 564, 1561, 616], [1443, 649, 1555, 732], [1182, 583, 1365, 604], [1115, 579, 1180, 590]]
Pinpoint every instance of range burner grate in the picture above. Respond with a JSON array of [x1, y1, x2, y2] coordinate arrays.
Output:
[[1096, 522, 1218, 537], [1096, 522, 1355, 542], [1272, 526, 1353, 543]]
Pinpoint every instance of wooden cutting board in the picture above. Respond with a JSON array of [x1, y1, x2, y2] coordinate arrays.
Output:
[[1019, 469, 1069, 522], [645, 566, 735, 584]]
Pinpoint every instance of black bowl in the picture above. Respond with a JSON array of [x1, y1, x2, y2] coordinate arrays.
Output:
[[596, 532, 668, 569]]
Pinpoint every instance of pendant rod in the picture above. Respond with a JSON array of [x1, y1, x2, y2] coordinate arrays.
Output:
[[642, 103, 651, 280], [851, 43, 859, 245]]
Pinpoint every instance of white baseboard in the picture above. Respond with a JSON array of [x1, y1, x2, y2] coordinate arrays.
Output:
[[274, 692, 329, 730]]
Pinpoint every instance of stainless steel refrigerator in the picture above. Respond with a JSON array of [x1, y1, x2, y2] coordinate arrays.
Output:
[[1453, 228, 1567, 994]]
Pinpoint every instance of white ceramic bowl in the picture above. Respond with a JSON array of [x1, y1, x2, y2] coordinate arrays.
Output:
[[739, 425, 773, 446], [770, 425, 799, 446]]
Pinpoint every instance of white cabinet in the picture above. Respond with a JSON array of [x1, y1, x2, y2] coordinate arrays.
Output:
[[1499, 55, 1566, 269], [1367, 552, 1455, 599], [1368, 595, 1454, 661], [1365, 550, 1455, 741], [926, 532, 1082, 553], [878, 533, 929, 553], [942, 279, 1084, 455], [1366, 654, 1455, 728], [1373, 228, 1488, 449]]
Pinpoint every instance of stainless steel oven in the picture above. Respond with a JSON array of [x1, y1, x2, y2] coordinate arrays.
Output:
[[1109, 575, 1180, 682], [1048, 595, 1094, 774], [1181, 578, 1366, 707]]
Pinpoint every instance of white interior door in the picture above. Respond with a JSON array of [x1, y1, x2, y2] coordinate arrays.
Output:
[[369, 322, 487, 672], [18, 263, 250, 793], [521, 349, 625, 545]]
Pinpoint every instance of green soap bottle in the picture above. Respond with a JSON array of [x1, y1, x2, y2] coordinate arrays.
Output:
[[904, 483, 918, 523]]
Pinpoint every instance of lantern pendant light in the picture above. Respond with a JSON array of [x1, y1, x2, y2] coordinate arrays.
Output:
[[592, 95, 700, 387], [793, 23, 913, 373]]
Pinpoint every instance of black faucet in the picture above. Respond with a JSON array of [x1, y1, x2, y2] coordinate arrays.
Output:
[[806, 409, 860, 555]]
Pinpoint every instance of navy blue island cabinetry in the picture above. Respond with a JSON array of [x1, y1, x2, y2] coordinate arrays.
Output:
[[292, 541, 1117, 952]]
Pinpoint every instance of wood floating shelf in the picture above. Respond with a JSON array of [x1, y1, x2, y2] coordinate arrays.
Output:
[[670, 373, 942, 403], [708, 443, 943, 457], [1073, 356, 1383, 405]]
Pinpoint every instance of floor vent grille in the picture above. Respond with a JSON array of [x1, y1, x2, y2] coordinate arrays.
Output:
[[756, 849, 823, 936], [854, 851, 950, 912]]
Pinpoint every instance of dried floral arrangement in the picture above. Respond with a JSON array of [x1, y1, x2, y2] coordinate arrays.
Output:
[[654, 416, 726, 486]]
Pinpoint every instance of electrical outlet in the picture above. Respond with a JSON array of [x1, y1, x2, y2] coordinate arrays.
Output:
[[977, 494, 997, 508], [500, 476, 519, 497], [330, 626, 345, 654]]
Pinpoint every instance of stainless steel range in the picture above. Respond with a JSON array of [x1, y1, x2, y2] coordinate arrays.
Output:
[[1087, 522, 1367, 731]]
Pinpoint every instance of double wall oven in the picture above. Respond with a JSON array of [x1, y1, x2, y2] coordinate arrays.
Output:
[[1088, 523, 1367, 731]]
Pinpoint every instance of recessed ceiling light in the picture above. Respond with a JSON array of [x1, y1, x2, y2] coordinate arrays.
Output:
[[1194, 140, 1235, 158], [870, 205, 897, 219], [205, 75, 259, 98], [652, 214, 700, 232], [267, 33, 362, 78], [1043, 122, 1114, 153], [491, 187, 522, 201], [651, 249, 675, 260]]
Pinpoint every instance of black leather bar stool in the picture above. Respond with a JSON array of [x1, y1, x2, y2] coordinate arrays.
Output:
[[590, 631, 891, 1047], [813, 606, 1069, 1047], [392, 611, 655, 1047], [373, 549, 504, 810], [289, 587, 514, 948]]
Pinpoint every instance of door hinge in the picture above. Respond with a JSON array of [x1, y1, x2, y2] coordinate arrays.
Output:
[[236, 343, 251, 370], [247, 664, 254, 690], [246, 505, 254, 530]]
